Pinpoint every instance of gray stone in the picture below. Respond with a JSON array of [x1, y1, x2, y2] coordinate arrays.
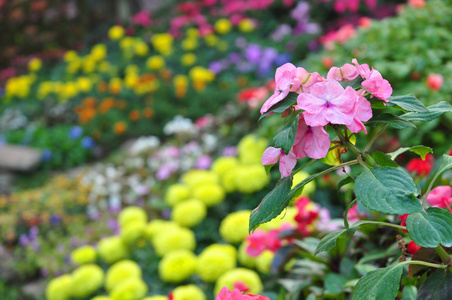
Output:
[[0, 245, 17, 282], [0, 144, 42, 172], [0, 171, 15, 194], [21, 279, 46, 300]]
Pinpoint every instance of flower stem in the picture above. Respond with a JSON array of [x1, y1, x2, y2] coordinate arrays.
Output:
[[365, 124, 389, 153], [333, 126, 377, 167], [435, 245, 452, 266]]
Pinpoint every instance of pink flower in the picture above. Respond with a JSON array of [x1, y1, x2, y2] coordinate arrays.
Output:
[[245, 230, 268, 256], [261, 147, 297, 178], [347, 203, 367, 222], [361, 69, 392, 102], [297, 80, 359, 127], [327, 63, 359, 81], [426, 73, 443, 91], [260, 63, 302, 114], [352, 58, 371, 79], [293, 115, 330, 159], [346, 93, 372, 134], [215, 287, 270, 300], [427, 186, 452, 213], [132, 10, 152, 27]]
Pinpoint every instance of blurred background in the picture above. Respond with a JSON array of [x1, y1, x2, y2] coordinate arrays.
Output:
[[1, 0, 451, 299]]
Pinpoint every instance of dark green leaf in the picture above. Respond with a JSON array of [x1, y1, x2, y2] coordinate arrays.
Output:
[[325, 273, 347, 295], [387, 94, 428, 113], [370, 100, 387, 110], [433, 155, 452, 179], [409, 248, 438, 276], [264, 164, 275, 175], [339, 77, 363, 89], [354, 167, 424, 214], [273, 118, 299, 154], [249, 177, 293, 232], [401, 101, 452, 123], [388, 146, 433, 160], [372, 151, 399, 167], [406, 207, 452, 248], [352, 263, 405, 300], [417, 269, 452, 300], [271, 244, 297, 274], [258, 92, 298, 121], [366, 113, 416, 129]]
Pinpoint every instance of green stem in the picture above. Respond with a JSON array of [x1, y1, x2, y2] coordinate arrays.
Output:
[[291, 159, 316, 175], [422, 171, 442, 207], [333, 126, 377, 167], [359, 220, 407, 231], [365, 124, 389, 153], [435, 245, 452, 266], [404, 260, 447, 269], [344, 198, 357, 230]]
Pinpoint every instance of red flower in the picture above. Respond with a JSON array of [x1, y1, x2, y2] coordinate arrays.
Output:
[[406, 154, 433, 176], [407, 241, 421, 254], [215, 287, 270, 300]]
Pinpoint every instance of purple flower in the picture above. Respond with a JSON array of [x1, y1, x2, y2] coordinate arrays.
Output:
[[209, 61, 224, 74], [245, 44, 262, 64], [156, 164, 176, 180], [50, 214, 61, 224], [19, 234, 30, 246], [81, 136, 94, 149], [275, 53, 292, 66], [223, 146, 237, 156], [134, 185, 150, 196], [291, 2, 310, 23], [41, 268, 50, 278], [69, 126, 83, 139], [195, 155, 212, 169], [228, 52, 241, 64], [29, 226, 39, 239]]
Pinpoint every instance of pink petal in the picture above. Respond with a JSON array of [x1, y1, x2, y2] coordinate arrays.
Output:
[[279, 150, 297, 178], [260, 89, 288, 114], [297, 92, 328, 115], [216, 287, 233, 300], [309, 80, 344, 100], [326, 67, 342, 81], [427, 186, 452, 208], [261, 147, 282, 165], [293, 117, 330, 159], [352, 58, 371, 79], [275, 63, 296, 82]]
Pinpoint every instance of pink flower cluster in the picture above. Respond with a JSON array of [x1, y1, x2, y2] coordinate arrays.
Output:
[[320, 0, 376, 13], [216, 287, 270, 300], [261, 60, 392, 178]]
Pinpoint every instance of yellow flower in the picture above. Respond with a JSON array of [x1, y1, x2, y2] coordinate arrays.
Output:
[[192, 184, 225, 207], [109, 25, 125, 40], [71, 245, 97, 265], [196, 244, 236, 282], [204, 34, 219, 47], [146, 55, 166, 70], [120, 37, 135, 50], [125, 64, 139, 74], [121, 221, 146, 245], [46, 274, 73, 300], [105, 260, 142, 291], [181, 53, 197, 66], [182, 38, 198, 51], [172, 285, 206, 300], [77, 77, 93, 93], [144, 220, 180, 241], [158, 250, 197, 282], [91, 44, 107, 61], [134, 40, 149, 56], [256, 250, 274, 274], [173, 74, 189, 87], [151, 33, 174, 56], [212, 157, 239, 178], [71, 264, 104, 298], [171, 199, 206, 227], [234, 164, 269, 194], [143, 296, 168, 300], [215, 268, 263, 295], [186, 28, 199, 38], [237, 135, 267, 164], [219, 210, 251, 243], [182, 169, 219, 188], [64, 50, 78, 62], [110, 277, 148, 300], [152, 226, 196, 256], [238, 18, 255, 32], [118, 206, 147, 229], [82, 58, 96, 73], [91, 296, 112, 300], [98, 236, 128, 264], [28, 58, 42, 72], [189, 66, 215, 82], [215, 18, 232, 34], [164, 184, 190, 207], [238, 242, 257, 268]]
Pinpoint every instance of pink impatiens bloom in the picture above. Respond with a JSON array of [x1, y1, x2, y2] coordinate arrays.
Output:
[[327, 63, 359, 81], [215, 287, 270, 300], [352, 58, 392, 102], [260, 63, 302, 114], [245, 229, 268, 257], [297, 80, 359, 127], [427, 186, 452, 213], [293, 115, 330, 159], [261, 147, 297, 178], [346, 92, 372, 134]]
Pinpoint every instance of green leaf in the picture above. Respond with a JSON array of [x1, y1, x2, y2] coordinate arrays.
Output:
[[339, 76, 363, 89], [338, 176, 355, 191], [315, 220, 372, 255], [249, 177, 292, 232], [264, 164, 275, 175], [366, 113, 416, 129], [372, 151, 398, 167], [352, 263, 405, 300], [417, 269, 452, 300], [324, 273, 347, 295], [354, 167, 424, 215], [273, 118, 299, 154], [387, 94, 428, 113], [388, 146, 433, 160], [406, 207, 452, 248], [401, 101, 452, 123], [258, 92, 298, 121], [402, 285, 417, 300], [433, 154, 452, 179]]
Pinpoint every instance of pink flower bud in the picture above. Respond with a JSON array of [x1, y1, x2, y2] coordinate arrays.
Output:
[[426, 73, 444, 91]]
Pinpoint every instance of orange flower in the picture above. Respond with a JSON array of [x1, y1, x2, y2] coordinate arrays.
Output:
[[114, 121, 127, 135], [160, 68, 172, 81], [98, 81, 108, 92], [116, 100, 127, 109], [99, 97, 115, 114], [176, 86, 187, 98], [83, 97, 97, 107], [129, 109, 140, 121], [143, 108, 154, 118], [78, 107, 96, 123]]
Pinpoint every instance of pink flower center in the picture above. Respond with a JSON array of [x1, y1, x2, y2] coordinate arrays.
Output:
[[234, 281, 250, 292]]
